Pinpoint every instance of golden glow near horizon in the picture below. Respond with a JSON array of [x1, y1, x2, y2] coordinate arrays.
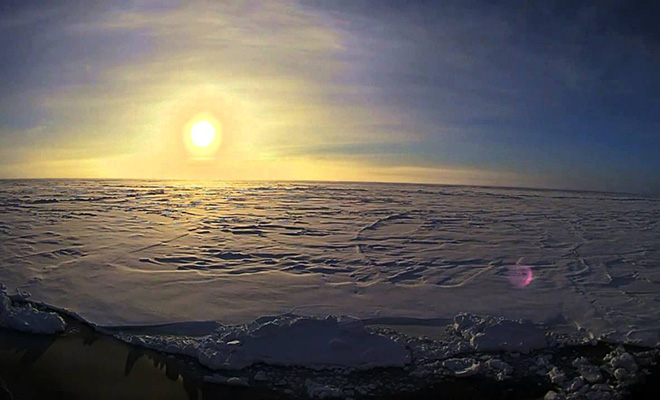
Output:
[[190, 121, 216, 147], [0, 1, 535, 189]]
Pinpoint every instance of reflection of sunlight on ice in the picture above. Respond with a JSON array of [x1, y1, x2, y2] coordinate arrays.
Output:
[[508, 258, 533, 288]]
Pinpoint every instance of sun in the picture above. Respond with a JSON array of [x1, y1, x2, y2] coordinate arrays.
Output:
[[190, 120, 215, 147], [182, 114, 222, 158]]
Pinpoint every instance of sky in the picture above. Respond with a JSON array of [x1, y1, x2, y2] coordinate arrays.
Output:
[[0, 0, 659, 194]]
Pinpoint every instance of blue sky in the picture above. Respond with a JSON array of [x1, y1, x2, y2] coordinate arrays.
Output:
[[0, 0, 658, 194]]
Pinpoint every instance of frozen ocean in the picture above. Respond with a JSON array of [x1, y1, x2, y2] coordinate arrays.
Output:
[[3, 179, 660, 398], [2, 180, 660, 345]]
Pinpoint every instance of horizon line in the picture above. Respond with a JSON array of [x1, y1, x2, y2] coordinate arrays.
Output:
[[0, 177, 652, 198]]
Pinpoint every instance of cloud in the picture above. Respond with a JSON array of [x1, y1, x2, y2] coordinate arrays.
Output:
[[5, 2, 489, 157], [2, 1, 658, 192], [8, 0, 425, 174]]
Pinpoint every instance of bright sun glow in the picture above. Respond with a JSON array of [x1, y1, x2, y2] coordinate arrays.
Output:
[[190, 121, 215, 147]]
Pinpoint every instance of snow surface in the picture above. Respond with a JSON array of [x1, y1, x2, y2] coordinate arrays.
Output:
[[453, 312, 548, 352], [118, 315, 410, 370], [0, 284, 66, 334], [1, 180, 660, 348]]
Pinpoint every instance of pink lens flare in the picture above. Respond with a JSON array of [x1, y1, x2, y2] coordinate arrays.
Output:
[[508, 262, 533, 288]]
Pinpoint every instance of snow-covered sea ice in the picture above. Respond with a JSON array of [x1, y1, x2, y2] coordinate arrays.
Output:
[[1, 180, 660, 398]]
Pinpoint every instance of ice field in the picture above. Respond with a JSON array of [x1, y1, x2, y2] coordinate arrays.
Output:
[[1, 180, 660, 351]]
